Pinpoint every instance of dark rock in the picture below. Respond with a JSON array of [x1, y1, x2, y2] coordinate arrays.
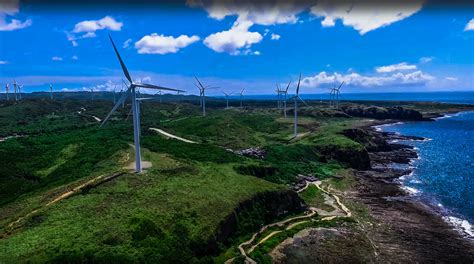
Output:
[[342, 105, 426, 121]]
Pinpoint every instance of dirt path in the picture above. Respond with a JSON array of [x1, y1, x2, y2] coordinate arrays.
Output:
[[4, 171, 125, 234], [232, 180, 352, 263], [149, 128, 196, 143]]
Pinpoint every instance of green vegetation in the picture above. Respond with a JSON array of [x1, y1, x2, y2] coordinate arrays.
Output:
[[300, 185, 335, 212], [0, 97, 399, 262]]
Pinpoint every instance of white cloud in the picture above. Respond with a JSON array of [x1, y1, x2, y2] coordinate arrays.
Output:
[[52, 56, 63, 61], [310, 1, 424, 35], [73, 16, 123, 34], [0, 0, 32, 31], [302, 70, 434, 88], [271, 33, 281, 40], [72, 55, 78, 60], [0, 60, 8, 64], [123, 38, 132, 48], [375, 62, 417, 73], [203, 20, 262, 55], [419, 56, 434, 63], [135, 33, 200, 54], [187, 0, 306, 26], [445, 77, 458, 81], [464, 19, 474, 31], [253, 51, 261, 55]]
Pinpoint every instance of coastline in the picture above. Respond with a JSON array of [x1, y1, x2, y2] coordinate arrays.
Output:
[[371, 111, 474, 240]]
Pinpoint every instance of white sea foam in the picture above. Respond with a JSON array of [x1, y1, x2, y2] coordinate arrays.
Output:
[[402, 186, 421, 195], [409, 179, 421, 184], [444, 216, 474, 238]]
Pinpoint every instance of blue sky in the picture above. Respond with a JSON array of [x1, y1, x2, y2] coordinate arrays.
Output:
[[0, 0, 473, 95]]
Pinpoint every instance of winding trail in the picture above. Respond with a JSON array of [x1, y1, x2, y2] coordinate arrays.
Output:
[[233, 180, 352, 263], [149, 128, 196, 143]]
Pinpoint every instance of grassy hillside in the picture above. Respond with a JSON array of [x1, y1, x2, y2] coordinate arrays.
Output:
[[0, 98, 374, 262]]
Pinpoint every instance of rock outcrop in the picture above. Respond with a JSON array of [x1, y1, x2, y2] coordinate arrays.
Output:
[[342, 105, 426, 121]]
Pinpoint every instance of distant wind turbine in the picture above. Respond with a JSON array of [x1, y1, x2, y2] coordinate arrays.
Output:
[[5, 83, 9, 101], [18, 84, 22, 100], [239, 88, 245, 108], [101, 35, 185, 173], [13, 79, 18, 101], [288, 73, 308, 138], [90, 88, 94, 101], [223, 91, 233, 109], [282, 79, 291, 118], [194, 76, 217, 117], [50, 84, 53, 100]]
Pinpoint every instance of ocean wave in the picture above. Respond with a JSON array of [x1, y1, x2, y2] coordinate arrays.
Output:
[[443, 216, 474, 238], [402, 186, 421, 195], [373, 121, 405, 131]]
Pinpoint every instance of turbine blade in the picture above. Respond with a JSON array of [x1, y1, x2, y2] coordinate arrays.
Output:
[[135, 83, 185, 93], [194, 76, 205, 89], [100, 87, 132, 127], [298, 96, 309, 106], [338, 81, 344, 90], [109, 34, 132, 83], [285, 80, 291, 92], [296, 73, 301, 95]]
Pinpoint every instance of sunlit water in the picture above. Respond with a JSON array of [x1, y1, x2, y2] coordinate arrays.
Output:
[[380, 111, 474, 238]]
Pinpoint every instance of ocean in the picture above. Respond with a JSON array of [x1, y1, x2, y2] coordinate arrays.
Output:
[[379, 111, 474, 238], [238, 91, 474, 105]]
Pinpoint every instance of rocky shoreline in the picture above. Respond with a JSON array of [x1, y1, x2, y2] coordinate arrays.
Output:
[[348, 121, 474, 262]]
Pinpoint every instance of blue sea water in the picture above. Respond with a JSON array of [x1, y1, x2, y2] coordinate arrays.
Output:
[[380, 111, 474, 237], [239, 91, 474, 105]]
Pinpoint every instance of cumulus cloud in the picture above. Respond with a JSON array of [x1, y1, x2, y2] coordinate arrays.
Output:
[[203, 20, 262, 55], [271, 33, 281, 40], [0, 0, 32, 31], [302, 70, 434, 88], [310, 1, 424, 35], [135, 33, 200, 54], [464, 19, 474, 31], [72, 55, 78, 60], [375, 62, 417, 73], [51, 56, 63, 61], [66, 16, 122, 46], [187, 0, 305, 26], [73, 16, 122, 34]]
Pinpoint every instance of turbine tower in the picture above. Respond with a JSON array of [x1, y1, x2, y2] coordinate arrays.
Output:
[[335, 81, 344, 108], [13, 79, 18, 101], [194, 76, 217, 117], [239, 88, 245, 108], [223, 91, 233, 109], [5, 84, 9, 101], [50, 84, 53, 100], [90, 88, 94, 101], [18, 84, 22, 100], [288, 74, 308, 138], [101, 35, 184, 173], [282, 79, 291, 118]]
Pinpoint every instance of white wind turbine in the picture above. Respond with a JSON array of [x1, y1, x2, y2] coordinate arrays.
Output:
[[288, 74, 308, 138], [194, 76, 217, 117], [13, 79, 18, 101], [18, 84, 22, 100], [223, 91, 233, 109], [50, 84, 53, 100], [5, 83, 9, 101], [101, 35, 185, 173], [282, 79, 291, 118], [239, 88, 245, 108]]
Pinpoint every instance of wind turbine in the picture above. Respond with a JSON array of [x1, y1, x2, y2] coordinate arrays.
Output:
[[275, 84, 283, 109], [334, 81, 344, 108], [50, 84, 53, 100], [18, 84, 22, 100], [13, 79, 18, 101], [90, 88, 94, 101], [223, 91, 233, 109], [282, 79, 291, 118], [101, 35, 185, 173], [239, 88, 245, 108], [288, 74, 308, 138], [194, 76, 217, 117], [5, 83, 9, 101]]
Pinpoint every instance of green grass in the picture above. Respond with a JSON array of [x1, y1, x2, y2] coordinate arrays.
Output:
[[299, 185, 335, 212]]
